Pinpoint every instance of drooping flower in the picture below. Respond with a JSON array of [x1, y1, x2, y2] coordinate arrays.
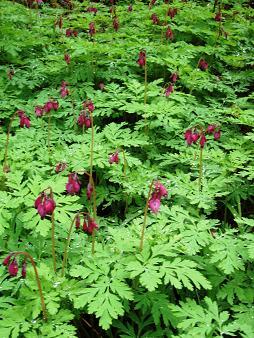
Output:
[[66, 28, 72, 37], [168, 8, 177, 19], [191, 132, 200, 143], [109, 151, 119, 164], [21, 261, 27, 278], [199, 133, 207, 148], [184, 129, 193, 145], [64, 54, 71, 65], [165, 27, 173, 40], [154, 181, 168, 198], [165, 84, 174, 97], [113, 16, 119, 31], [170, 72, 178, 83], [18, 111, 31, 128], [198, 58, 208, 71], [214, 130, 221, 140], [137, 50, 146, 67], [60, 81, 69, 97], [148, 194, 161, 213], [77, 111, 91, 128], [55, 162, 67, 173], [215, 12, 222, 22], [3, 254, 13, 266], [128, 4, 133, 11], [87, 7, 98, 14], [85, 100, 95, 112], [8, 259, 19, 276], [89, 22, 96, 36], [86, 182, 93, 200], [35, 191, 56, 219], [207, 125, 216, 134], [151, 13, 159, 25], [66, 173, 81, 195], [75, 214, 81, 229], [35, 105, 44, 117], [84, 217, 98, 235], [7, 69, 15, 80]]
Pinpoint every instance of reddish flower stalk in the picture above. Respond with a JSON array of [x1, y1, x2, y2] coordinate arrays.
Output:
[[139, 180, 154, 251], [3, 251, 47, 321]]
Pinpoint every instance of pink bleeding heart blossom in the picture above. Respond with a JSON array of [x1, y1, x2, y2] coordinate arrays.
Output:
[[184, 129, 193, 145], [3, 254, 13, 266], [35, 192, 56, 219], [170, 72, 178, 83], [113, 16, 119, 31], [35, 105, 44, 117], [86, 182, 93, 200], [198, 58, 208, 71], [168, 8, 177, 19], [89, 22, 96, 36], [154, 181, 168, 198], [199, 133, 207, 148], [64, 54, 71, 65], [165, 27, 173, 40], [55, 162, 67, 173], [8, 259, 19, 276], [66, 173, 81, 195], [214, 130, 221, 140], [21, 261, 27, 278], [60, 81, 69, 97], [207, 125, 216, 134], [128, 4, 133, 11], [148, 194, 161, 213], [18, 111, 30, 128], [137, 50, 146, 67], [191, 132, 200, 143], [165, 84, 174, 97], [151, 13, 159, 25], [75, 214, 81, 229], [109, 151, 119, 164], [83, 217, 98, 235], [87, 7, 98, 14], [215, 12, 222, 22]]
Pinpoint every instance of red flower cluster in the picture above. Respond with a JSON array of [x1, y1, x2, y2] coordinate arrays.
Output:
[[17, 110, 30, 128], [109, 150, 119, 164], [66, 28, 78, 37], [128, 4, 133, 12], [34, 191, 56, 219], [148, 181, 168, 213], [35, 100, 59, 117], [66, 173, 81, 195], [60, 81, 69, 97], [86, 182, 93, 200], [75, 213, 98, 235], [198, 58, 209, 71], [137, 50, 146, 67], [3, 254, 26, 278], [184, 125, 221, 147], [151, 13, 159, 25], [77, 100, 94, 128]]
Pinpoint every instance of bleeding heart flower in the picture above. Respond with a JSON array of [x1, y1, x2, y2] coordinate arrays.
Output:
[[168, 8, 177, 19], [66, 173, 81, 195], [148, 196, 161, 213], [113, 16, 119, 31], [165, 27, 173, 40], [43, 197, 56, 214], [89, 22, 96, 36], [184, 129, 193, 145], [128, 4, 133, 11], [154, 181, 168, 198], [151, 13, 159, 25], [214, 130, 221, 140], [198, 58, 208, 71], [165, 84, 174, 97], [35, 105, 44, 117], [200, 134, 207, 148], [207, 125, 216, 134], [64, 54, 71, 65], [75, 214, 81, 229], [191, 132, 200, 143], [109, 151, 119, 164], [8, 259, 19, 276], [86, 183, 93, 200], [170, 72, 178, 83], [3, 254, 13, 266], [137, 50, 146, 67], [215, 12, 222, 21], [21, 261, 26, 278]]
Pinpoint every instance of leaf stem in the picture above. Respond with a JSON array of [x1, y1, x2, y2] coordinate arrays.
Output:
[[61, 215, 77, 277], [139, 179, 154, 252]]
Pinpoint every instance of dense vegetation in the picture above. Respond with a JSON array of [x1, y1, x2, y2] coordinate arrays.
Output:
[[0, 0, 254, 337]]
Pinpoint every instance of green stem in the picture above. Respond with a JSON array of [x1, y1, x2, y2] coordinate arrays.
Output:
[[12, 251, 47, 321], [139, 180, 154, 252], [198, 146, 203, 191], [61, 215, 76, 277]]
